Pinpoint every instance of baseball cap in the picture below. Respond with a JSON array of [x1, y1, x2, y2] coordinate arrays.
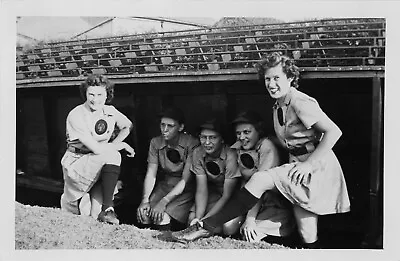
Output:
[[231, 110, 263, 125], [198, 118, 223, 135], [158, 107, 185, 124]]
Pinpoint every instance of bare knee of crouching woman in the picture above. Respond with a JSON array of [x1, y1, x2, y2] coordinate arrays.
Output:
[[97, 150, 122, 167]]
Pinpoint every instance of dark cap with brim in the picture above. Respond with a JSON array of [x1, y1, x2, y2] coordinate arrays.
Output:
[[198, 118, 223, 135], [159, 107, 185, 124], [231, 110, 263, 125]]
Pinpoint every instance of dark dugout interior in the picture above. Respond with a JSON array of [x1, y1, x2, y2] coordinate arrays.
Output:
[[15, 77, 383, 248]]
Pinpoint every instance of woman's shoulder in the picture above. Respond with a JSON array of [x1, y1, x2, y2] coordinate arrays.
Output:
[[103, 104, 119, 115], [192, 145, 206, 159], [230, 140, 241, 150], [255, 138, 279, 156], [224, 145, 238, 159], [150, 135, 164, 147], [290, 89, 320, 110], [67, 104, 85, 118], [258, 137, 277, 150], [291, 89, 317, 102], [179, 132, 199, 147]]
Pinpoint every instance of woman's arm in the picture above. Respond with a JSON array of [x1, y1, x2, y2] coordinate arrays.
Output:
[[195, 174, 208, 220], [109, 108, 134, 155], [246, 199, 262, 220], [202, 178, 238, 219], [141, 163, 158, 204], [110, 124, 132, 144], [258, 139, 281, 171], [306, 116, 342, 165], [161, 159, 193, 203], [150, 163, 194, 221], [79, 134, 127, 155], [289, 114, 342, 185]]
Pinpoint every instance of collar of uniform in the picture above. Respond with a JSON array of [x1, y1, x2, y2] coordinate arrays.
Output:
[[159, 133, 185, 150], [230, 140, 241, 150], [273, 87, 296, 109], [230, 139, 263, 152]]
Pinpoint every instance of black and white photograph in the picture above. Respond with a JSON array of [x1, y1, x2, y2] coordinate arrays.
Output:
[[1, 0, 399, 260]]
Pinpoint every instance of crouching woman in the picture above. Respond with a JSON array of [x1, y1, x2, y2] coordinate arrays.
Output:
[[188, 119, 241, 235], [60, 75, 135, 225]]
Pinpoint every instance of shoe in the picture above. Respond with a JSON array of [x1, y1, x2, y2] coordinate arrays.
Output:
[[171, 223, 213, 243], [97, 208, 120, 225]]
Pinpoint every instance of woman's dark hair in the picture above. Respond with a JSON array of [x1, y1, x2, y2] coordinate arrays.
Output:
[[232, 110, 266, 138], [79, 74, 115, 103], [255, 52, 300, 89]]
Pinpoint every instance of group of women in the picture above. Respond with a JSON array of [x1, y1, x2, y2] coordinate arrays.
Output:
[[60, 52, 350, 248]]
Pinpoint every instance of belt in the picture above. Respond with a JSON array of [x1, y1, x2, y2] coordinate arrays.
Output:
[[68, 146, 92, 154], [289, 141, 319, 156]]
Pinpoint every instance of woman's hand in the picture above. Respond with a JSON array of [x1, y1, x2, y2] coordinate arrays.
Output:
[[123, 143, 135, 157], [136, 202, 151, 223], [288, 161, 312, 186], [190, 217, 202, 226], [240, 218, 258, 242], [149, 198, 169, 224]]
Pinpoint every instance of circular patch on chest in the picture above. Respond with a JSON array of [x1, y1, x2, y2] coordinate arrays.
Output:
[[166, 148, 182, 164], [205, 161, 221, 176], [240, 153, 255, 169], [95, 119, 108, 135]]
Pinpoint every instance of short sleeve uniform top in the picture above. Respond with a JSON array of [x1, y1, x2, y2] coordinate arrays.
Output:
[[190, 145, 241, 194], [231, 137, 280, 181], [273, 87, 325, 151], [147, 133, 199, 177], [66, 104, 132, 152]]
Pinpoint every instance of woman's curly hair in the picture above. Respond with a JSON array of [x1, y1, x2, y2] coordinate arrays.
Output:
[[79, 74, 115, 103], [255, 52, 300, 89]]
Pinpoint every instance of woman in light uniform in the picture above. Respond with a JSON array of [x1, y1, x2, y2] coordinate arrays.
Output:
[[61, 74, 134, 225]]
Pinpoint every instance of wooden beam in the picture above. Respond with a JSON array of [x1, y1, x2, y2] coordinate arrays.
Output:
[[362, 76, 383, 248], [16, 68, 385, 89]]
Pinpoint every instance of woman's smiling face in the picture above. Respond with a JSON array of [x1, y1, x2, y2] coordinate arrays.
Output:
[[235, 123, 260, 150], [264, 64, 293, 101]]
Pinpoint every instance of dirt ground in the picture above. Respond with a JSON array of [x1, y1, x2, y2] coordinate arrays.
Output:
[[15, 202, 290, 250]]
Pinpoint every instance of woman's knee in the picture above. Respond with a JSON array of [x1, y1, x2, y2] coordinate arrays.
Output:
[[244, 170, 275, 198], [156, 213, 171, 225], [100, 150, 121, 166], [60, 194, 80, 215]]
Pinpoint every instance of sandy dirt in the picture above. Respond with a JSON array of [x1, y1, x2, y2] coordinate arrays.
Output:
[[15, 202, 290, 249]]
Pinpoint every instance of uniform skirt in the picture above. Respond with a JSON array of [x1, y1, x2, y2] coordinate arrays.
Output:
[[269, 150, 350, 215], [149, 175, 195, 223], [189, 184, 223, 216], [61, 151, 105, 203]]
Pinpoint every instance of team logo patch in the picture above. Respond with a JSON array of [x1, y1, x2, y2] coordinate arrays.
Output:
[[95, 119, 108, 135]]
